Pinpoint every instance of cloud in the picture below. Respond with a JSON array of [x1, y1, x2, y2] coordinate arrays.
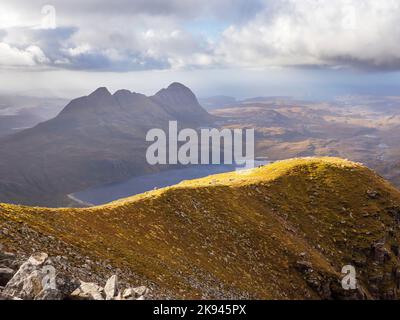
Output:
[[0, 42, 48, 67], [1, 0, 400, 72], [216, 0, 400, 71], [0, 12, 217, 71], [0, 0, 263, 26]]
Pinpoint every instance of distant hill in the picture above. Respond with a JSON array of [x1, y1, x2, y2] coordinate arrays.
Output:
[[0, 95, 67, 137], [1, 158, 400, 299], [0, 83, 213, 206], [199, 96, 238, 110], [240, 96, 293, 104], [0, 113, 43, 137], [199, 96, 296, 110]]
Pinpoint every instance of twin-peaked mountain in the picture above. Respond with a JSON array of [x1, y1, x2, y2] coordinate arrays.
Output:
[[0, 83, 213, 206], [58, 83, 211, 126]]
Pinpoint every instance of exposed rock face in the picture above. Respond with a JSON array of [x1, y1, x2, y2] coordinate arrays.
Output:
[[0, 251, 150, 300], [71, 277, 148, 301], [2, 252, 62, 300], [132, 285, 149, 297], [120, 286, 150, 300], [104, 275, 118, 300], [71, 281, 104, 300]]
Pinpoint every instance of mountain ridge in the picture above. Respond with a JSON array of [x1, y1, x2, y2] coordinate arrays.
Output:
[[1, 157, 400, 299]]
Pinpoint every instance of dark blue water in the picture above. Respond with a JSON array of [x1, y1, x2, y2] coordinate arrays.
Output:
[[71, 164, 235, 205], [71, 162, 267, 206]]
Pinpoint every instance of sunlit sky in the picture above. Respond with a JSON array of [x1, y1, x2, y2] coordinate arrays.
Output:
[[1, 0, 400, 99]]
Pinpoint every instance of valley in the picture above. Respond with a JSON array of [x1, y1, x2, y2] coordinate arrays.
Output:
[[0, 95, 67, 137], [210, 95, 400, 189], [1, 83, 400, 208]]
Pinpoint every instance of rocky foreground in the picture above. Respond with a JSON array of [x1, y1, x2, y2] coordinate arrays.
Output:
[[0, 249, 150, 300], [2, 158, 400, 299]]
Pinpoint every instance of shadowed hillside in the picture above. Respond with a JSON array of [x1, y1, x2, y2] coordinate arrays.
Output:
[[0, 83, 213, 207], [1, 157, 400, 299]]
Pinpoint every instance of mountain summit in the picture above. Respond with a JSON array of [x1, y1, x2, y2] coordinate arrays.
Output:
[[89, 86, 112, 98], [0, 83, 213, 206], [152, 82, 213, 123], [58, 83, 211, 124]]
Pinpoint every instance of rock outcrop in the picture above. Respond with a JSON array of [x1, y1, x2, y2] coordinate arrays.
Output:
[[71, 275, 148, 301], [0, 251, 150, 300]]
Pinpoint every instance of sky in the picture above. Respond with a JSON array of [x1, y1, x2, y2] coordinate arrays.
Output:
[[1, 0, 400, 99]]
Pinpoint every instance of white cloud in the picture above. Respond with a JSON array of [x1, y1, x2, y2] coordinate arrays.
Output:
[[1, 0, 400, 71], [0, 43, 48, 66], [66, 44, 91, 57], [216, 0, 400, 70], [26, 45, 49, 64]]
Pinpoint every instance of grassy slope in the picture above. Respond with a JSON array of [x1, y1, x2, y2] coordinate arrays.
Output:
[[1, 157, 400, 299]]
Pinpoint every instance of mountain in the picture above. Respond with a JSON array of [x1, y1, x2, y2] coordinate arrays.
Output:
[[0, 83, 213, 206], [1, 157, 400, 299], [152, 82, 213, 122]]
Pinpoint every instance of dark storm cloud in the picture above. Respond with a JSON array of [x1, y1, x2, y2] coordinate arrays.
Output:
[[323, 55, 400, 72]]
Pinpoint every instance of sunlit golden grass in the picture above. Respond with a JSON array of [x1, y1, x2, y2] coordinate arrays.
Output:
[[1, 157, 400, 299]]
